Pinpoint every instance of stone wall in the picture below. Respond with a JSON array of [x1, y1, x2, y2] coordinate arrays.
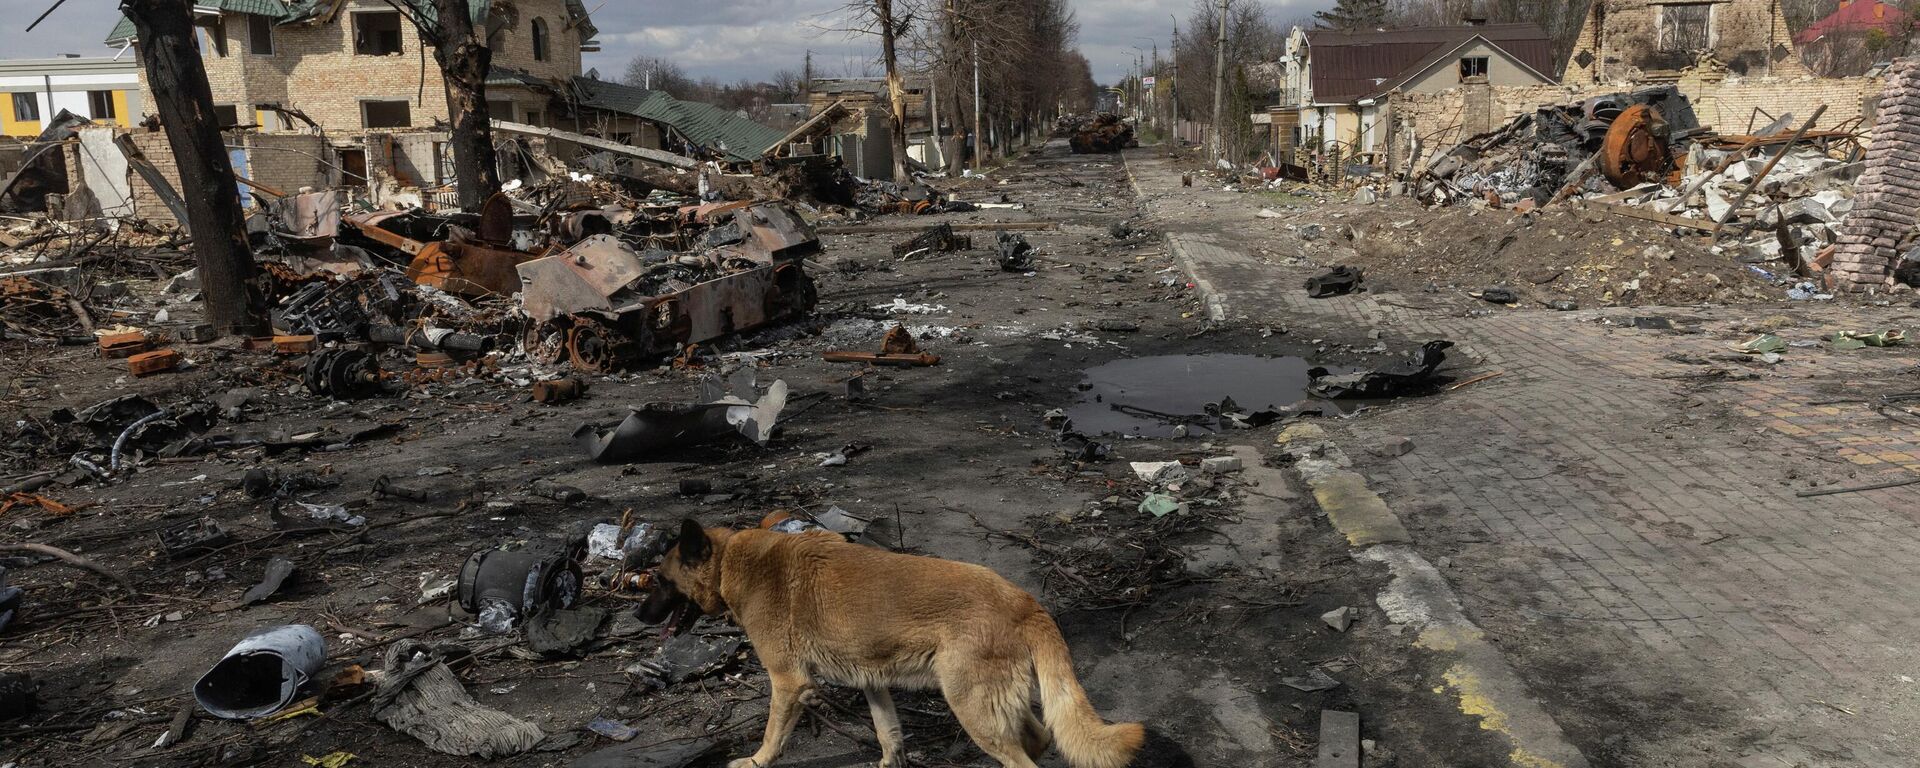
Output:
[[1830, 58, 1920, 289]]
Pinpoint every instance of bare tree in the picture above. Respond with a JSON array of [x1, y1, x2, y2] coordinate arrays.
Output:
[[121, 0, 267, 336], [1175, 0, 1282, 159], [827, 0, 915, 181], [622, 56, 694, 96]]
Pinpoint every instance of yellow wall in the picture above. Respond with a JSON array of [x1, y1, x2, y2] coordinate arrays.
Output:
[[111, 90, 131, 127], [2, 95, 40, 136]]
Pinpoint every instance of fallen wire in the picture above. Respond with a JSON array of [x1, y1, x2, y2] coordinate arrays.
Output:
[[0, 542, 136, 593], [1795, 476, 1920, 498], [1449, 370, 1506, 390]]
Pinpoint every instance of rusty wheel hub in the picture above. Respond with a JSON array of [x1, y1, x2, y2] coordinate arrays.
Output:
[[1599, 104, 1673, 189], [565, 317, 635, 373]]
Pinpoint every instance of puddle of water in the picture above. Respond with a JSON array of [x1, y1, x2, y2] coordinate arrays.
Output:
[[1066, 354, 1338, 438]]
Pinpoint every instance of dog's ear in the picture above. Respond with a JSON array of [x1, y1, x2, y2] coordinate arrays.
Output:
[[677, 519, 710, 566]]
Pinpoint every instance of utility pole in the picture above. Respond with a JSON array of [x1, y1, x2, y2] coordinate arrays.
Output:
[[972, 38, 984, 165], [928, 71, 942, 172], [122, 0, 267, 336], [1210, 0, 1229, 162], [878, 0, 909, 182], [1170, 15, 1180, 143]]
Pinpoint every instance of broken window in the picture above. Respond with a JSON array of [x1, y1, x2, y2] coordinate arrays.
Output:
[[88, 90, 115, 119], [195, 16, 227, 57], [1459, 56, 1489, 80], [1658, 3, 1713, 52], [362, 100, 412, 128], [487, 100, 514, 121], [354, 12, 403, 56], [524, 110, 543, 126], [338, 148, 368, 187], [10, 93, 39, 122], [434, 141, 454, 184], [249, 15, 274, 55], [531, 17, 549, 61], [212, 104, 239, 128]]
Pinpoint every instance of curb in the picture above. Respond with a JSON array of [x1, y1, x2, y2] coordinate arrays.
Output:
[[1120, 152, 1228, 324], [1168, 236, 1230, 324], [1277, 424, 1593, 768]]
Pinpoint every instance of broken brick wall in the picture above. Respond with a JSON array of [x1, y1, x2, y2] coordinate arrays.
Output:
[[1563, 0, 1809, 85], [1674, 68, 1883, 135], [124, 130, 185, 224], [242, 133, 333, 195], [1390, 73, 1882, 173], [128, 0, 582, 131], [1829, 57, 1920, 290]]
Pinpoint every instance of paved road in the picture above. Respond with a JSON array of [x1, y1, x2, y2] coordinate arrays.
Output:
[[1131, 148, 1920, 767]]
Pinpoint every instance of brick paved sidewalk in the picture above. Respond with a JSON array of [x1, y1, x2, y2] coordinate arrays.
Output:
[[1131, 149, 1920, 767]]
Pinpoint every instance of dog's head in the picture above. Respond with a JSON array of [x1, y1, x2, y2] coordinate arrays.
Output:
[[635, 519, 727, 637]]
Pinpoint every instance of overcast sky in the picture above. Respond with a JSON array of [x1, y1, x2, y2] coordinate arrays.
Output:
[[0, 0, 1333, 85]]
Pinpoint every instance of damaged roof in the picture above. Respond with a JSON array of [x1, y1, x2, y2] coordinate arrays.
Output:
[[571, 78, 787, 163], [1307, 23, 1554, 103], [1794, 0, 1913, 44], [105, 0, 596, 49]]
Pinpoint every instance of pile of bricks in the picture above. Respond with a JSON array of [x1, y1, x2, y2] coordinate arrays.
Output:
[[1830, 57, 1920, 290]]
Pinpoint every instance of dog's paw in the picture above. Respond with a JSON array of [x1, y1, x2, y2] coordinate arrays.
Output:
[[728, 759, 763, 768]]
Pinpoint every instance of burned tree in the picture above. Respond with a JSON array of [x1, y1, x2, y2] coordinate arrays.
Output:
[[121, 0, 268, 336], [396, 0, 503, 209], [878, 0, 910, 183]]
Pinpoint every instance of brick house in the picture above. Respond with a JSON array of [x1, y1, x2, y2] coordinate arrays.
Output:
[[1563, 0, 1810, 85], [1795, 0, 1917, 76], [1267, 21, 1557, 159], [101, 0, 595, 131]]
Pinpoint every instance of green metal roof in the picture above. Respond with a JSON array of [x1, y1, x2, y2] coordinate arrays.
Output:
[[570, 77, 787, 163], [107, 0, 594, 49], [486, 68, 550, 88], [106, 0, 291, 44]]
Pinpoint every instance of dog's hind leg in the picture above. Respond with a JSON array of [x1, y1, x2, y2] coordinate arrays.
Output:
[[731, 664, 813, 768], [864, 687, 906, 767], [1019, 709, 1051, 760], [939, 664, 1041, 768]]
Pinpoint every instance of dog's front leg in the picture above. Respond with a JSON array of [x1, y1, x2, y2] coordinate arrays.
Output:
[[732, 666, 812, 768], [864, 686, 906, 767]]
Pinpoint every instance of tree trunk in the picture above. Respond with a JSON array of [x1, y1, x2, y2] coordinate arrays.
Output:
[[432, 0, 500, 209], [877, 0, 910, 183], [123, 0, 266, 337]]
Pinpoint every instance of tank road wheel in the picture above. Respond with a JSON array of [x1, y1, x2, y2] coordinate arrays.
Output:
[[566, 316, 639, 373], [522, 320, 571, 366]]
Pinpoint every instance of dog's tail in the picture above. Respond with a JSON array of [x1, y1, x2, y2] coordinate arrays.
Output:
[[1023, 613, 1145, 768]]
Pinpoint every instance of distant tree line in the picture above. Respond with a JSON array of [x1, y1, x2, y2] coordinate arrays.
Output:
[[620, 0, 1098, 163]]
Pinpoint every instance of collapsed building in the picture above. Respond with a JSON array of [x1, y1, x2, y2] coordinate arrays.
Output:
[[1239, 0, 1920, 292]]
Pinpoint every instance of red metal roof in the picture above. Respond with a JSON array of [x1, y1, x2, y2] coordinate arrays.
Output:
[[1306, 23, 1554, 103], [1794, 0, 1912, 44]]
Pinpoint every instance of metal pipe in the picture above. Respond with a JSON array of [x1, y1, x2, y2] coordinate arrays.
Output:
[[111, 410, 169, 471]]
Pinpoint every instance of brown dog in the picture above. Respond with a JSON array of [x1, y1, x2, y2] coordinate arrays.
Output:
[[637, 519, 1144, 768]]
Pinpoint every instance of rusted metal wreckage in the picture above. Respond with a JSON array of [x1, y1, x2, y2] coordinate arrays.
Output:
[[516, 201, 819, 372], [261, 182, 820, 374]]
